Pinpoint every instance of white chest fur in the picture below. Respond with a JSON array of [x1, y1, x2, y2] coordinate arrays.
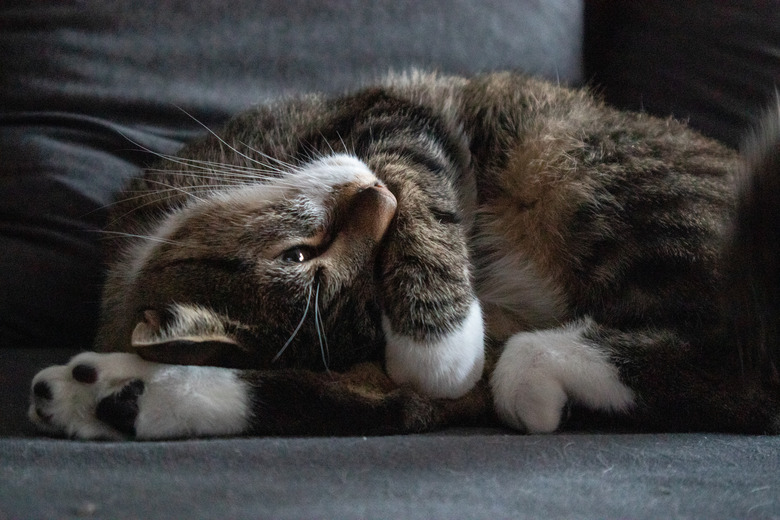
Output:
[[471, 221, 568, 341]]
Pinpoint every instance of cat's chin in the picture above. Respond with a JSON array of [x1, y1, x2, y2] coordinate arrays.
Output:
[[382, 300, 485, 399]]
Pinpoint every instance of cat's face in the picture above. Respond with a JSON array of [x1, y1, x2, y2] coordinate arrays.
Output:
[[104, 155, 397, 370]]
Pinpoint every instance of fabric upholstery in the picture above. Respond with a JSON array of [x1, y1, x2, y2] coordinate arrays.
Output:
[[3, 433, 779, 519], [0, 0, 583, 351], [2, 2, 780, 519], [585, 0, 780, 148]]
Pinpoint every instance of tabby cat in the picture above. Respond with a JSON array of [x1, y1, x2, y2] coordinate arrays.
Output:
[[29, 71, 780, 439]]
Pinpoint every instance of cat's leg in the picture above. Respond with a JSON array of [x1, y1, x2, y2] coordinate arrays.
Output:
[[491, 319, 780, 433], [319, 90, 486, 399], [382, 300, 484, 400], [373, 168, 485, 399], [29, 352, 251, 439], [491, 318, 634, 433], [29, 352, 468, 439]]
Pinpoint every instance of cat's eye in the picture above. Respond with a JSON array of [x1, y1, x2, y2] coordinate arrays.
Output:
[[280, 245, 318, 263]]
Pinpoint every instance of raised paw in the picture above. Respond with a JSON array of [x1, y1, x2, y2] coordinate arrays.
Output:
[[383, 300, 485, 399], [490, 320, 635, 433], [29, 352, 251, 440]]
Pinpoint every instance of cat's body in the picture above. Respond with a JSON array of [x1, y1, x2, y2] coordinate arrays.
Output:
[[30, 72, 780, 439]]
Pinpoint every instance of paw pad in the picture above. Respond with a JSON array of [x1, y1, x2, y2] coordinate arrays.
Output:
[[29, 352, 152, 439], [33, 380, 52, 400], [95, 380, 144, 436], [72, 364, 98, 384]]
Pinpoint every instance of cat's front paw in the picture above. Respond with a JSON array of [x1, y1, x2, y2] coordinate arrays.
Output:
[[30, 352, 151, 439], [383, 300, 485, 399], [29, 352, 251, 440], [490, 320, 634, 433]]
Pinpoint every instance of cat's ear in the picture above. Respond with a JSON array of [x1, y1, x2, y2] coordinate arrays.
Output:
[[130, 305, 256, 368]]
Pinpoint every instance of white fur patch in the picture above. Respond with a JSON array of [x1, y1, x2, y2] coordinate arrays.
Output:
[[491, 319, 634, 433], [475, 248, 567, 329], [470, 215, 568, 334], [288, 154, 379, 205], [29, 352, 251, 440], [134, 363, 250, 439], [383, 300, 485, 399]]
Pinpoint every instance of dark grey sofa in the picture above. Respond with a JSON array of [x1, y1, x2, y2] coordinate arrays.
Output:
[[2, 1, 779, 518]]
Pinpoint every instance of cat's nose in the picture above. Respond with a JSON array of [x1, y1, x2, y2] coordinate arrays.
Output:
[[343, 183, 397, 241], [366, 182, 396, 208], [324, 182, 397, 259]]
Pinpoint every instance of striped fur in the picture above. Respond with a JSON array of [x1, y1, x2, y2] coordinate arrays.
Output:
[[29, 71, 780, 438]]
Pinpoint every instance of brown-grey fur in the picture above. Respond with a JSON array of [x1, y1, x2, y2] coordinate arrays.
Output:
[[90, 71, 780, 435]]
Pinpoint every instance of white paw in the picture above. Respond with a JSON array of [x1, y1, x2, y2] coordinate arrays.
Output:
[[490, 320, 634, 433], [29, 352, 251, 440], [384, 300, 485, 399]]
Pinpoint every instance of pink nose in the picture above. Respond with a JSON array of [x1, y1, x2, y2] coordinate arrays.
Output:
[[339, 183, 398, 243]]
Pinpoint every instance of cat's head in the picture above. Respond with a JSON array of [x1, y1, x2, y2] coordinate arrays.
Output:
[[100, 154, 397, 371]]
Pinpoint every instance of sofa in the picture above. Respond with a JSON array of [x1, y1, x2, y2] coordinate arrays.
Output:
[[2, 1, 779, 518]]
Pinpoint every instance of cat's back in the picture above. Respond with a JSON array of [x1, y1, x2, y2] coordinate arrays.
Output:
[[105, 70, 741, 344], [456, 72, 740, 341]]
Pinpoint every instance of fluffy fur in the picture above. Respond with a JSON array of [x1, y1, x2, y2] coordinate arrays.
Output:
[[29, 71, 780, 439]]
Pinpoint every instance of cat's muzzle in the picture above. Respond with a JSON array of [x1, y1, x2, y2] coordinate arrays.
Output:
[[335, 182, 398, 245]]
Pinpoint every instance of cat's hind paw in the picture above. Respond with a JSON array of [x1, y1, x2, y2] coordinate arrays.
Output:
[[490, 320, 634, 433]]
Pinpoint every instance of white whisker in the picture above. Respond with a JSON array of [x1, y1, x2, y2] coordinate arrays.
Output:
[[90, 230, 182, 246], [102, 189, 196, 228], [238, 141, 300, 172], [98, 181, 227, 225], [145, 167, 281, 186], [175, 106, 285, 173], [272, 283, 314, 364], [142, 178, 209, 203], [335, 131, 354, 157], [153, 157, 281, 182], [115, 126, 291, 186], [320, 132, 337, 156], [314, 281, 330, 372], [151, 154, 289, 177]]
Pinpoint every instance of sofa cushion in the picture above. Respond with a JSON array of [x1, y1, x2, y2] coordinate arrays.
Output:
[[585, 0, 780, 147], [2, 433, 779, 518], [0, 0, 584, 351]]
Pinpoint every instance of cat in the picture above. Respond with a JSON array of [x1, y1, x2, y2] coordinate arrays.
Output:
[[29, 71, 780, 439]]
